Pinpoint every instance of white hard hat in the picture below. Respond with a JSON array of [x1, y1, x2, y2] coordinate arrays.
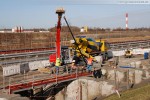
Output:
[[70, 40, 75, 43]]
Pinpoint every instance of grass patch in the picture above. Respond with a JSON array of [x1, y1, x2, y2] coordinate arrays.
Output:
[[104, 84, 150, 100]]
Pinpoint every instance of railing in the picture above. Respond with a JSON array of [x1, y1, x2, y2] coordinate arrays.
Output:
[[110, 40, 150, 50], [3, 65, 92, 94]]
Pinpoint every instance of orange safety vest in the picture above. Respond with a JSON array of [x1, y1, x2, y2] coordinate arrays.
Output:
[[87, 58, 93, 65]]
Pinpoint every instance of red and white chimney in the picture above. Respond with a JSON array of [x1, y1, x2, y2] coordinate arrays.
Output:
[[126, 13, 128, 30]]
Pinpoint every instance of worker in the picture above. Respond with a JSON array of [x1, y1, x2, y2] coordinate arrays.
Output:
[[86, 57, 93, 73], [72, 54, 80, 65], [81, 66, 86, 73], [96, 69, 102, 78], [55, 58, 61, 74], [93, 68, 103, 79], [93, 68, 97, 78], [71, 60, 77, 73]]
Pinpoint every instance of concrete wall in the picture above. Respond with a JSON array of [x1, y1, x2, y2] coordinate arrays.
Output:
[[130, 61, 141, 68], [134, 70, 143, 84], [127, 69, 143, 84], [55, 79, 115, 100], [102, 69, 124, 82], [3, 64, 20, 76], [29, 61, 43, 70]]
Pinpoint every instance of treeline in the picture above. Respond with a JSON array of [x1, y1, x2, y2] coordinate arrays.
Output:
[[87, 27, 150, 32], [1, 27, 150, 33], [49, 26, 150, 32], [25, 27, 150, 33], [49, 26, 80, 32]]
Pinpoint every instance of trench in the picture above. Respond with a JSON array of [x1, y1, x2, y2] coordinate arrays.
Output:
[[14, 80, 73, 100]]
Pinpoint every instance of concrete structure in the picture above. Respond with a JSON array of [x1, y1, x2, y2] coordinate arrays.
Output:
[[55, 78, 115, 100], [54, 58, 150, 100], [3, 64, 20, 76], [12, 26, 23, 33]]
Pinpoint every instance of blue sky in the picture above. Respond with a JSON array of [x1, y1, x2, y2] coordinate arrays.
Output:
[[0, 0, 150, 29]]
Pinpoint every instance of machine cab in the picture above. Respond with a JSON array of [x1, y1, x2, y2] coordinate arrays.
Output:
[[49, 46, 73, 65], [61, 46, 73, 64], [95, 39, 110, 52]]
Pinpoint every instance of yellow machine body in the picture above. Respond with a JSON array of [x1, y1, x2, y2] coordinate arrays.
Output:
[[95, 39, 109, 52], [124, 49, 133, 58], [71, 37, 109, 60]]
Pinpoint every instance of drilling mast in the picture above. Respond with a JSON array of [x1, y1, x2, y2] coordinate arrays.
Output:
[[55, 8, 65, 58]]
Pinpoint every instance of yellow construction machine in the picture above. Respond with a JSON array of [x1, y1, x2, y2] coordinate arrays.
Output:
[[70, 37, 110, 62], [124, 49, 133, 58], [95, 39, 110, 56], [63, 16, 111, 65]]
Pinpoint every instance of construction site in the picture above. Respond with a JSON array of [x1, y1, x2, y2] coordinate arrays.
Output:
[[0, 6, 150, 100]]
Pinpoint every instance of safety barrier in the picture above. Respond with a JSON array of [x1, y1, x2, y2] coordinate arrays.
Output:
[[5, 68, 92, 94], [2, 60, 50, 76], [112, 48, 150, 56], [28, 61, 45, 71], [3, 64, 20, 76]]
